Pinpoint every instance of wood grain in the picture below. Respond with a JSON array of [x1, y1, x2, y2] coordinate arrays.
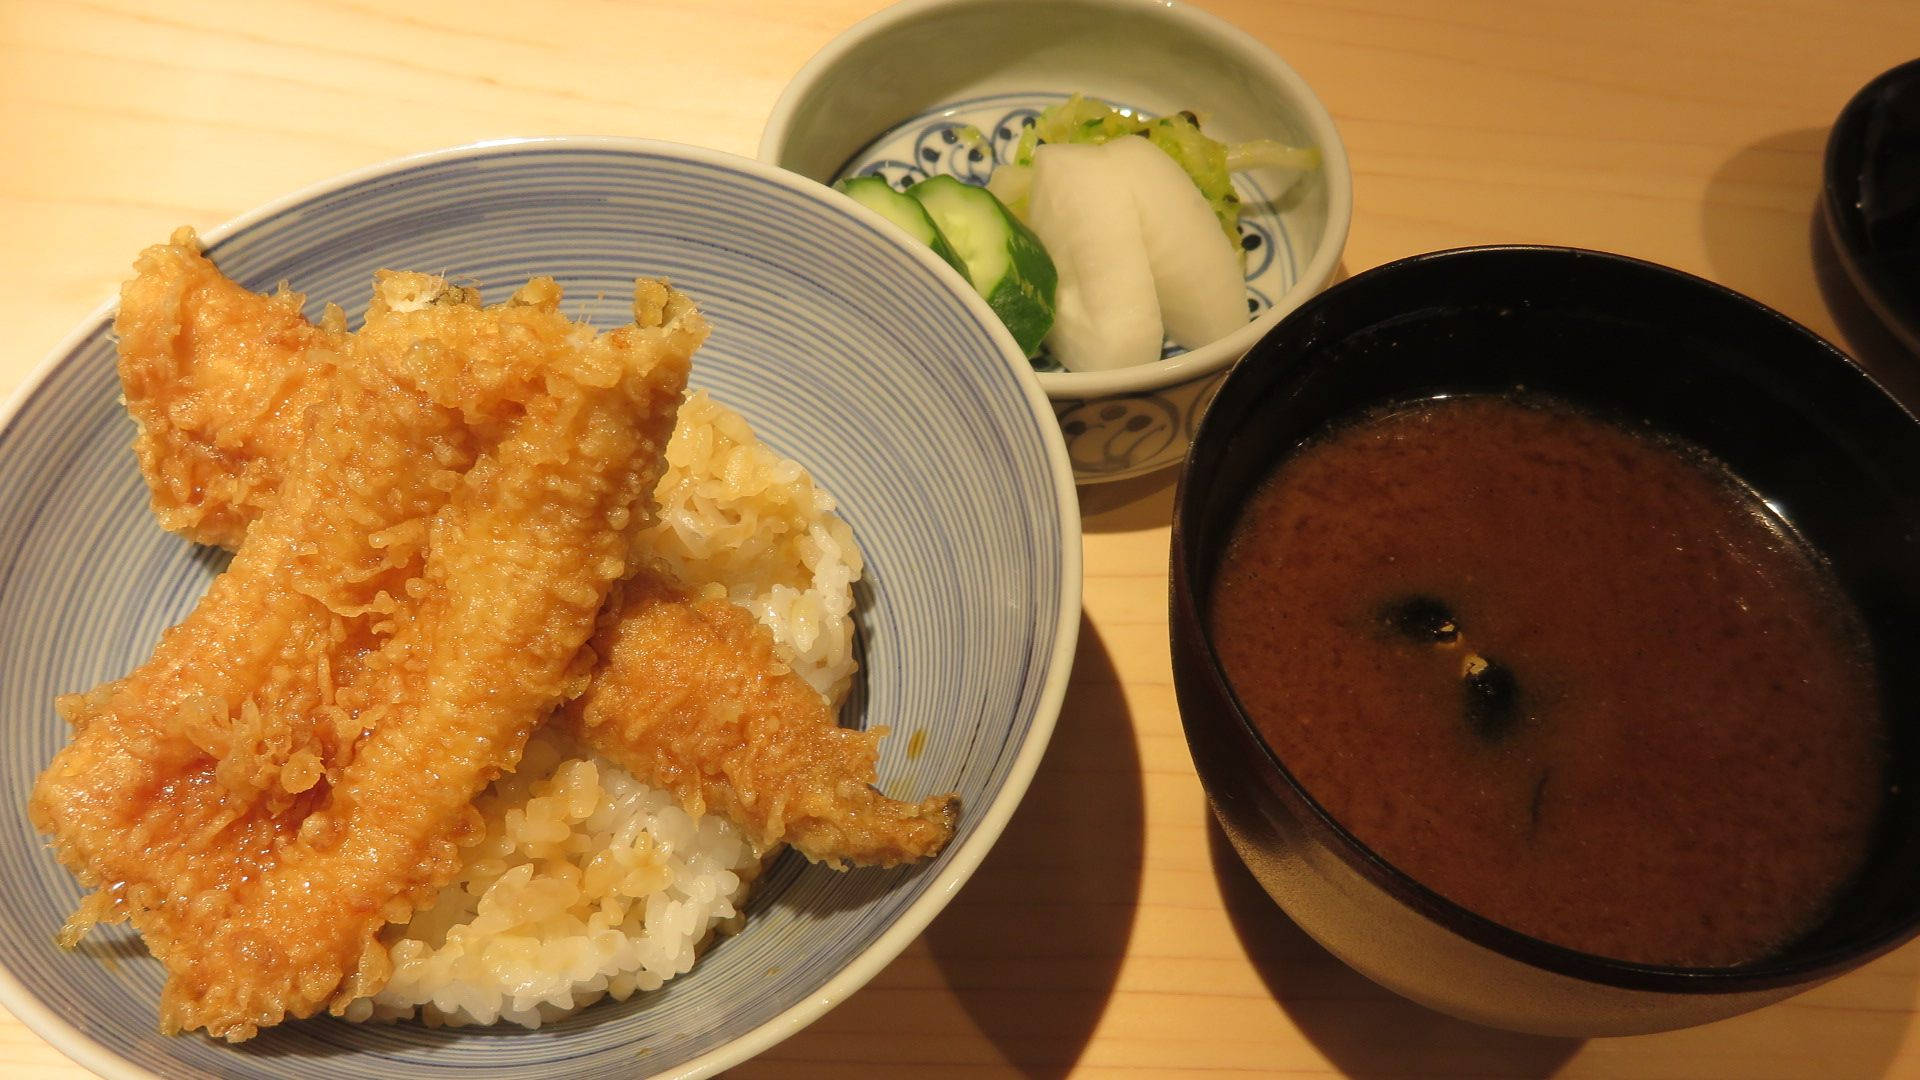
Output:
[[4, 1, 1919, 1076]]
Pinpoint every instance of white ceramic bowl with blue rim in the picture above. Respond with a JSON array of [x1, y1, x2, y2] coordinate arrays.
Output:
[[0, 136, 1080, 1079], [761, 0, 1353, 484]]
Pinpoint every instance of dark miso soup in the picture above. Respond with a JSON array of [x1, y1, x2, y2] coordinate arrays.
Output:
[[1208, 394, 1884, 967]]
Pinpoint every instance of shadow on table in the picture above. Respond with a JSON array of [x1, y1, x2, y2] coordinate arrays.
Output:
[[1204, 817, 1584, 1079], [1698, 127, 1829, 310], [1079, 464, 1178, 533], [738, 614, 1146, 1077], [1698, 127, 1920, 405], [916, 613, 1148, 1077]]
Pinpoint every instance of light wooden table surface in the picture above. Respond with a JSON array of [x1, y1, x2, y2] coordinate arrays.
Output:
[[4, 1, 1919, 1076]]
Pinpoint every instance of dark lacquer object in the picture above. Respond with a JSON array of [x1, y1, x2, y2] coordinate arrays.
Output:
[[1825, 57, 1920, 354], [1169, 246, 1920, 1036]]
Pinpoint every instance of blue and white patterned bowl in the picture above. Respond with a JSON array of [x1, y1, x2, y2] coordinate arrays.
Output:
[[0, 137, 1080, 1079], [842, 92, 1302, 374], [761, 0, 1353, 483]]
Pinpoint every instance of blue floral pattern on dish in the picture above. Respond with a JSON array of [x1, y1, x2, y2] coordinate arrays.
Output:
[[1049, 372, 1223, 480], [1054, 394, 1181, 475], [837, 91, 1298, 373]]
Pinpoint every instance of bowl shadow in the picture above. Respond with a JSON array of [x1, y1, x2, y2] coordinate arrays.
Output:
[[734, 613, 1147, 1077], [1204, 815, 1585, 1078], [1699, 127, 1920, 405], [1698, 128, 1830, 315], [1078, 469, 1178, 532]]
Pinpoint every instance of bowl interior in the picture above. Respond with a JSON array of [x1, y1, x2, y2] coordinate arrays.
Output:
[[0, 140, 1076, 1079], [762, 0, 1350, 396], [1179, 246, 1920, 985]]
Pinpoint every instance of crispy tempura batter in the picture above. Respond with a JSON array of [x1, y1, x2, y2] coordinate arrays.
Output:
[[30, 256, 699, 1040], [116, 229, 343, 549], [105, 232, 960, 869], [565, 571, 958, 869]]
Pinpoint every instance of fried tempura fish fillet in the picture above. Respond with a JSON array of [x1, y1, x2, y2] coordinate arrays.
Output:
[[117, 229, 344, 549], [31, 265, 698, 1040], [106, 232, 960, 869], [564, 571, 958, 869]]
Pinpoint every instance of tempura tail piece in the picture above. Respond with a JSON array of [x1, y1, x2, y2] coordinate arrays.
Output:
[[30, 260, 702, 1040], [116, 228, 343, 549], [560, 570, 958, 869]]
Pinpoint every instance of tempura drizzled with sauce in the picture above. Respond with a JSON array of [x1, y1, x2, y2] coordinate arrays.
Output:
[[29, 232, 958, 1039], [32, 255, 699, 1039]]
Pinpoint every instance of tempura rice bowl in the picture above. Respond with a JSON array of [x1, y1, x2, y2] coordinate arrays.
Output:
[[0, 138, 1079, 1080]]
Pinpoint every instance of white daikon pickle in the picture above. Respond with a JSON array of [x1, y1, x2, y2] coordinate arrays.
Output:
[[1025, 143, 1164, 372], [1101, 136, 1247, 350]]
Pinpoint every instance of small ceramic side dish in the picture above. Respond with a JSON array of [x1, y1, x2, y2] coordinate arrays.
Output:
[[762, 0, 1352, 483]]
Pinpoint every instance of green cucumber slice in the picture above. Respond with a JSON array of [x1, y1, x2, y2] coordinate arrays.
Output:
[[835, 175, 969, 279], [907, 176, 1058, 356]]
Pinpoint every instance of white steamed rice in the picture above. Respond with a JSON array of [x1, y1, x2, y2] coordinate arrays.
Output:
[[343, 390, 862, 1029], [643, 390, 864, 704]]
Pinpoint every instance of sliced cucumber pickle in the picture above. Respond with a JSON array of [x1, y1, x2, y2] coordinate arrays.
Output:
[[835, 174, 969, 279], [907, 176, 1058, 356]]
